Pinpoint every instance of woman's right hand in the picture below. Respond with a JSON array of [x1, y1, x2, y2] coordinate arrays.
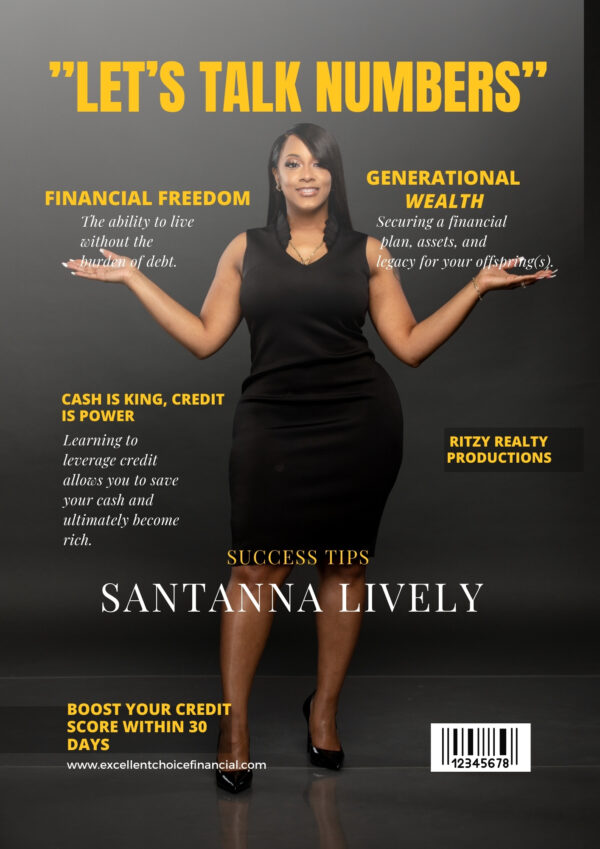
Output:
[[63, 249, 138, 286], [61, 233, 246, 360]]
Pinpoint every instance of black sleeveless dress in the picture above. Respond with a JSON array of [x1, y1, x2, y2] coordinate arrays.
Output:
[[229, 223, 403, 558]]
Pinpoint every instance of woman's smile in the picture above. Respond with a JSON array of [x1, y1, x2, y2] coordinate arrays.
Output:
[[273, 134, 332, 214]]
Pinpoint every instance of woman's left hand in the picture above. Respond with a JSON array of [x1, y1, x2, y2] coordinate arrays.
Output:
[[473, 258, 557, 296]]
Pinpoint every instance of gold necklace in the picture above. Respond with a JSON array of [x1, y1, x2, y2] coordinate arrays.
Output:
[[288, 238, 325, 265]]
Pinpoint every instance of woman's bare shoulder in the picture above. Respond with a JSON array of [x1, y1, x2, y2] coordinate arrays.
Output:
[[365, 234, 392, 275], [218, 231, 248, 273]]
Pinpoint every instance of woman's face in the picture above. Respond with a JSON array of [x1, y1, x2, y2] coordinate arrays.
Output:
[[273, 135, 332, 218]]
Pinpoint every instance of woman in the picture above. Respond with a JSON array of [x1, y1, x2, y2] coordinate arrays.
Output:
[[64, 123, 554, 793]]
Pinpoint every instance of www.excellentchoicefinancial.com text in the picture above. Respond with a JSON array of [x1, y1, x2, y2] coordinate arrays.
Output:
[[67, 759, 267, 770]]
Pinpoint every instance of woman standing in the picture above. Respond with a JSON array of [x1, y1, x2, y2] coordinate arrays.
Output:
[[64, 123, 554, 793]]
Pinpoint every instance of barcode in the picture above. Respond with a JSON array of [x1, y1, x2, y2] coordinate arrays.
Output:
[[430, 723, 531, 772]]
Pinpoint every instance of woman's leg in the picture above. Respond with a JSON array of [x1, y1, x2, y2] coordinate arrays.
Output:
[[218, 563, 293, 769], [310, 561, 366, 750]]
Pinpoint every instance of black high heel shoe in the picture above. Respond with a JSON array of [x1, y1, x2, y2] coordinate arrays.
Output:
[[302, 691, 344, 771], [215, 729, 253, 794]]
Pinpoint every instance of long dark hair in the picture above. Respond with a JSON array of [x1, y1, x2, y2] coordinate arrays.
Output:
[[266, 123, 353, 230]]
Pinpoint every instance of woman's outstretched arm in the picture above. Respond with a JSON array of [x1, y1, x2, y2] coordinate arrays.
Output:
[[63, 232, 246, 359], [366, 237, 556, 368]]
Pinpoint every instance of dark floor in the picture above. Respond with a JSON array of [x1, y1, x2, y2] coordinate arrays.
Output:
[[1, 675, 599, 848]]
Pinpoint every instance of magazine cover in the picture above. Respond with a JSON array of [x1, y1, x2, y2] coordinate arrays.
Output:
[[2, 0, 597, 846]]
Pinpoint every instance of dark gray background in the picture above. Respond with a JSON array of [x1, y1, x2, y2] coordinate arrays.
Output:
[[1, 0, 592, 675]]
